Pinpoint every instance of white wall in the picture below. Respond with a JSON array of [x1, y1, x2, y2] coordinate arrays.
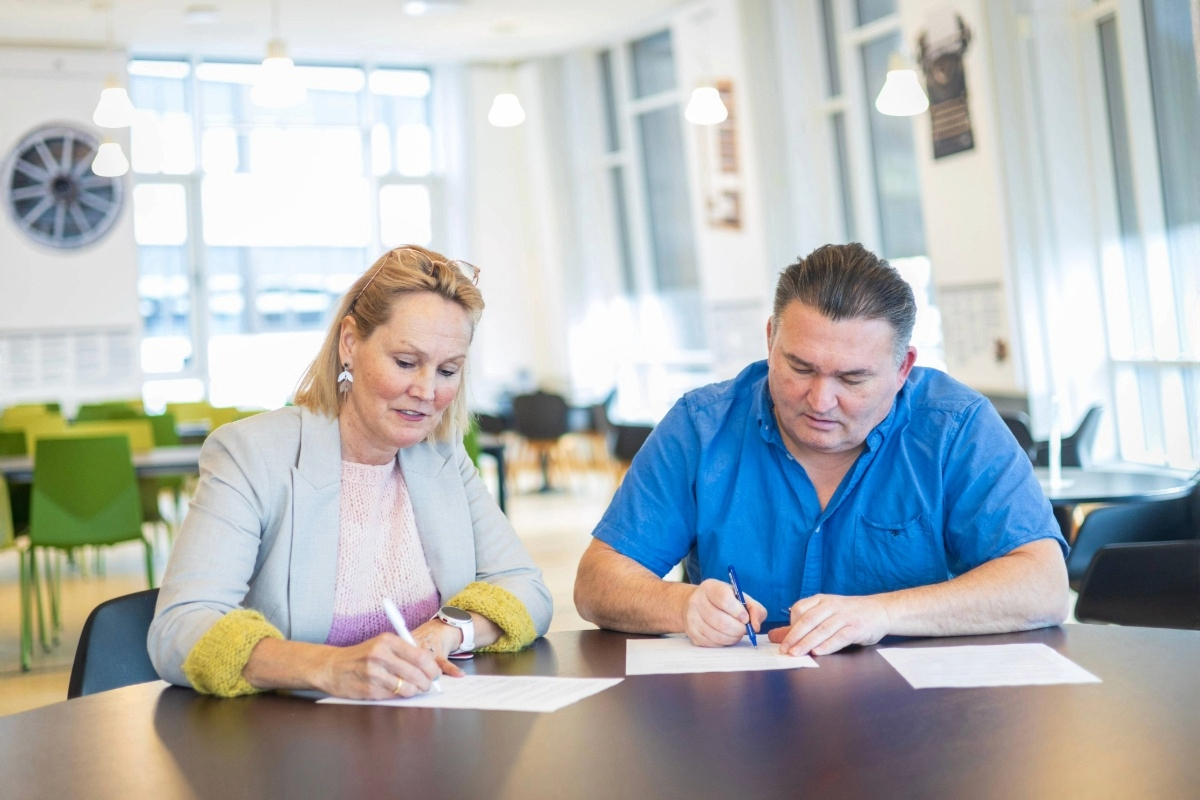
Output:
[[462, 65, 564, 408], [0, 47, 141, 409]]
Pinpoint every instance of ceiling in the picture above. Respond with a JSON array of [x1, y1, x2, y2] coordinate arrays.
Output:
[[0, 0, 693, 63]]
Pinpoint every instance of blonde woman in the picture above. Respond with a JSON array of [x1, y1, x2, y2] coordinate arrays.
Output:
[[150, 246, 551, 699]]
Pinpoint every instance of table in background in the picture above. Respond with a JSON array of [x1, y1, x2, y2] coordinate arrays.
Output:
[[1, 625, 1197, 800], [1034, 465, 1198, 505], [0, 445, 203, 484]]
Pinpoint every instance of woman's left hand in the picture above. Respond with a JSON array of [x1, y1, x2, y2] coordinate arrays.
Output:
[[411, 619, 468, 677]]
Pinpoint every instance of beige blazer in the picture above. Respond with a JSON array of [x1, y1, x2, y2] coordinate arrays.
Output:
[[148, 406, 552, 687]]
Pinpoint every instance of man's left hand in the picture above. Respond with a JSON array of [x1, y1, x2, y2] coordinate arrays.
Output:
[[768, 594, 891, 656]]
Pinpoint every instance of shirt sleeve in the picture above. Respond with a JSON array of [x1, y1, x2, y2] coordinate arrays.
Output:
[[591, 398, 702, 577], [941, 399, 1069, 575]]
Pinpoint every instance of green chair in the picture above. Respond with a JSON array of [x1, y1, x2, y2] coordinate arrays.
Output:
[[27, 436, 154, 658], [0, 431, 31, 537], [75, 403, 143, 422], [464, 419, 482, 471], [1, 476, 43, 671], [147, 413, 185, 538]]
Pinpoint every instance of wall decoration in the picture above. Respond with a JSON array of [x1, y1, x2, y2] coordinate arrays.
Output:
[[698, 79, 743, 229], [918, 16, 975, 159], [4, 124, 125, 250]]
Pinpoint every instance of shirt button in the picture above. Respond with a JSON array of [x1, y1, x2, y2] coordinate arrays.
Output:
[[787, 454, 794, 461]]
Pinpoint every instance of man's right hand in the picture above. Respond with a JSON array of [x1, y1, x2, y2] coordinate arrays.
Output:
[[681, 579, 767, 647]]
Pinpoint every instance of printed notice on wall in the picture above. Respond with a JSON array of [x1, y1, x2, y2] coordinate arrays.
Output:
[[936, 283, 1005, 375]]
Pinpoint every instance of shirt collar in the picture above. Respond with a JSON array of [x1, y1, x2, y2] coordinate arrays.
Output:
[[754, 367, 907, 453]]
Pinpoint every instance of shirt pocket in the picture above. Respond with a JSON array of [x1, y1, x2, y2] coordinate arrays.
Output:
[[854, 513, 947, 595]]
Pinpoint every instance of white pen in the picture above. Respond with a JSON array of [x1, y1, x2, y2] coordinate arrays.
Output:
[[382, 597, 442, 694]]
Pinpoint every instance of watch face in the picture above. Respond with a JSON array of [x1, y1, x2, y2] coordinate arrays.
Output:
[[440, 606, 472, 624]]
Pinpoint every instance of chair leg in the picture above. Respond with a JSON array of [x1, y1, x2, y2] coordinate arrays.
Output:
[[143, 538, 156, 589], [46, 549, 62, 641], [29, 547, 51, 652], [19, 548, 32, 672]]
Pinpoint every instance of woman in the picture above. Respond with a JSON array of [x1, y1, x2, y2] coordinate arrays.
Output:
[[149, 246, 552, 699]]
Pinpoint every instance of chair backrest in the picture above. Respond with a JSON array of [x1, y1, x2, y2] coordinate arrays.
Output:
[[69, 419, 156, 453], [610, 424, 654, 464], [1, 404, 56, 430], [1062, 405, 1103, 468], [166, 401, 214, 425], [510, 392, 570, 441], [1000, 412, 1036, 459], [0, 430, 26, 455], [15, 414, 68, 454], [1075, 541, 1200, 630], [0, 474, 16, 549], [68, 588, 161, 698], [147, 413, 181, 447], [75, 403, 143, 422], [30, 435, 143, 549], [1066, 488, 1197, 589], [474, 413, 508, 435]]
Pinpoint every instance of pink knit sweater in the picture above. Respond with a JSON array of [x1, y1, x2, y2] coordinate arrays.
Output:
[[324, 459, 441, 647]]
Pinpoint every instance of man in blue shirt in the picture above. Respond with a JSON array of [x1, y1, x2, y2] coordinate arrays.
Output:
[[575, 243, 1069, 656]]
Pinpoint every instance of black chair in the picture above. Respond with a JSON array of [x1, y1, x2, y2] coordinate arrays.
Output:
[[68, 588, 160, 699], [510, 391, 570, 491], [474, 413, 509, 436], [999, 412, 1036, 460], [1066, 484, 1199, 591], [609, 424, 654, 483], [1032, 405, 1104, 468], [1075, 541, 1200, 629]]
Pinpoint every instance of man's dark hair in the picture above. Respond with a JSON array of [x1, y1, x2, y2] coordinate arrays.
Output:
[[772, 243, 917, 363]]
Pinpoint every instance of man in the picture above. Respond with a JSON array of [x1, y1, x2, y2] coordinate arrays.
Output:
[[575, 243, 1069, 656]]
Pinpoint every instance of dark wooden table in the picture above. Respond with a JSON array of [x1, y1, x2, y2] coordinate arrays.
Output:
[[0, 445, 203, 484], [2, 626, 1198, 799]]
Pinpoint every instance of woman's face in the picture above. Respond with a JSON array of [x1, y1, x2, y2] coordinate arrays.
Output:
[[338, 291, 472, 464]]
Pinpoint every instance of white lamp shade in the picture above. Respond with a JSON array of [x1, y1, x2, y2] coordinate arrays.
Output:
[[92, 87, 136, 128], [875, 69, 929, 116], [685, 87, 728, 125], [91, 142, 130, 177], [487, 93, 525, 127], [251, 47, 307, 109]]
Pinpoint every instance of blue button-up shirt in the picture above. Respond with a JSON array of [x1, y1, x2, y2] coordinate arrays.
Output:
[[593, 361, 1067, 624]]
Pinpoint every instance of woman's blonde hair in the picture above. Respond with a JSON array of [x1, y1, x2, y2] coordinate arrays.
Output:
[[293, 245, 484, 443]]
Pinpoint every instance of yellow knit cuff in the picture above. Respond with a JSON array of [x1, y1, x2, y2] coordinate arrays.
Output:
[[447, 582, 538, 653], [181, 609, 284, 697]]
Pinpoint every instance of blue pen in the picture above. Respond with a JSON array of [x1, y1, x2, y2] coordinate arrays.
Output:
[[727, 565, 757, 647]]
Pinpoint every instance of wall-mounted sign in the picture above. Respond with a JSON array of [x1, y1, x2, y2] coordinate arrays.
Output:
[[918, 16, 975, 159]]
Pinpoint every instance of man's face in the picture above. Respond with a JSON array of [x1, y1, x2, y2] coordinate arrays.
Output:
[[766, 300, 915, 460]]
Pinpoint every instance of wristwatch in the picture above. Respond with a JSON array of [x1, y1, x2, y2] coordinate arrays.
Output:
[[437, 605, 475, 654]]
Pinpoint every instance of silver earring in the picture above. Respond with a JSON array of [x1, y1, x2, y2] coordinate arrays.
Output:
[[337, 362, 353, 394]]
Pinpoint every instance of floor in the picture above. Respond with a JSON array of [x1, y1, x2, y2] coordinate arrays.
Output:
[[0, 458, 611, 716]]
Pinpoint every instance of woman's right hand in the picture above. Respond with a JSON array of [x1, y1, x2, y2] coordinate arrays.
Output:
[[311, 633, 445, 700]]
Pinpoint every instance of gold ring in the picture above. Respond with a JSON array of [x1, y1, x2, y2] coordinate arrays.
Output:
[[393, 677, 404, 695]]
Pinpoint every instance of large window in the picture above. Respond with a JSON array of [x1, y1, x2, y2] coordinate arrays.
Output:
[[1091, 0, 1199, 468], [817, 0, 943, 366], [584, 30, 707, 420], [128, 59, 437, 410]]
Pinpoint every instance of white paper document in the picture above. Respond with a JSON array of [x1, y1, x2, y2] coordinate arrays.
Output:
[[625, 635, 818, 676], [317, 675, 622, 713], [878, 644, 1101, 689]]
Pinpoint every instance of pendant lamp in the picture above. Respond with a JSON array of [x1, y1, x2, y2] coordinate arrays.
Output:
[[487, 92, 525, 127], [874, 53, 929, 117], [251, 0, 306, 109], [685, 86, 728, 125]]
